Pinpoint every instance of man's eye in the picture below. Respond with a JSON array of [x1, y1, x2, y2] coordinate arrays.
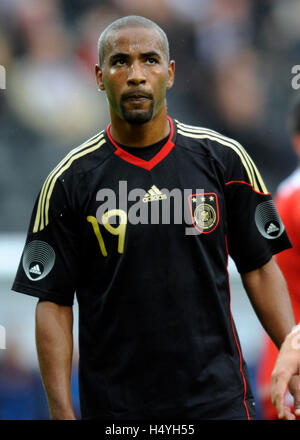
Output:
[[113, 60, 126, 66], [146, 58, 157, 64]]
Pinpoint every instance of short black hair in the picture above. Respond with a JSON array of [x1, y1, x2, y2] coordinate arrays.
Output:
[[97, 15, 170, 65], [290, 95, 300, 134]]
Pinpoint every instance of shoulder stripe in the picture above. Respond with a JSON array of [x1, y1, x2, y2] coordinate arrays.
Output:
[[176, 122, 258, 191], [36, 131, 104, 233], [176, 120, 221, 134], [176, 121, 268, 194], [176, 121, 258, 187], [177, 126, 255, 190], [33, 132, 105, 233]]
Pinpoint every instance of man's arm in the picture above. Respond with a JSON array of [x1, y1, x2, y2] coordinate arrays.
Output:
[[241, 258, 295, 349], [35, 300, 76, 420]]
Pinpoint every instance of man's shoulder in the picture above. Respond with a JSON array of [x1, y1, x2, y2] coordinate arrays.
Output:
[[52, 130, 113, 182], [174, 119, 267, 191], [66, 129, 111, 168], [174, 119, 245, 161]]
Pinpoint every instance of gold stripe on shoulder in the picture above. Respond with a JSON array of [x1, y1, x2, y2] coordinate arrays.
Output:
[[176, 122, 268, 194], [177, 128, 255, 190], [33, 131, 104, 233], [245, 154, 268, 194], [33, 132, 105, 233], [44, 138, 106, 229], [176, 121, 258, 191]]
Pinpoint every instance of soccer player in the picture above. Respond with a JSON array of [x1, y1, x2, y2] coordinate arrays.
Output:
[[257, 98, 300, 420], [12, 16, 298, 420]]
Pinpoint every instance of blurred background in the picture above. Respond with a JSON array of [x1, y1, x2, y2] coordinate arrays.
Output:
[[0, 0, 300, 420]]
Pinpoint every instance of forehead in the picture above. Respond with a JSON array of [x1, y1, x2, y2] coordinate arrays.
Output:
[[105, 27, 165, 58]]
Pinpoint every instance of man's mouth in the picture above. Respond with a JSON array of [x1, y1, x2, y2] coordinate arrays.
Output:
[[126, 96, 149, 104], [122, 92, 153, 105]]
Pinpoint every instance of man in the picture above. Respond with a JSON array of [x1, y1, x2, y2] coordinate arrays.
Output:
[[257, 98, 300, 420], [12, 15, 298, 420], [271, 323, 300, 420]]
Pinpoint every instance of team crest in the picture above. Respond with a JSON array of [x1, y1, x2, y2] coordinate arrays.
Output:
[[188, 193, 219, 234]]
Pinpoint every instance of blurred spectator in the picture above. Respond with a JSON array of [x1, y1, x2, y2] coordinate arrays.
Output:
[[213, 50, 265, 130], [271, 0, 300, 50], [194, 0, 253, 69], [112, 0, 171, 24], [6, 19, 109, 144], [164, 0, 212, 24], [75, 4, 122, 72], [15, 0, 63, 34]]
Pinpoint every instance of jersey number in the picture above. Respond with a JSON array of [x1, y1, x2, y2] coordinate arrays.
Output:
[[87, 210, 127, 256]]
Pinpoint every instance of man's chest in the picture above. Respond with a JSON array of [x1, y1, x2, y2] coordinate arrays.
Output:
[[78, 152, 228, 260]]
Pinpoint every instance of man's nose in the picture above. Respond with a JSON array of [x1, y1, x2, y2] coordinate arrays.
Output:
[[127, 61, 146, 85]]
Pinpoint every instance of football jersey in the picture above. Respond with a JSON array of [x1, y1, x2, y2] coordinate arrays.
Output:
[[12, 117, 292, 420]]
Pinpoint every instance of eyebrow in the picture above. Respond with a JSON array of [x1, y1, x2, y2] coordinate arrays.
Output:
[[109, 51, 162, 63], [109, 52, 129, 62], [141, 51, 162, 59]]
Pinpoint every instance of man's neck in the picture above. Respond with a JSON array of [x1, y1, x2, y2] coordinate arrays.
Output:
[[109, 108, 170, 147]]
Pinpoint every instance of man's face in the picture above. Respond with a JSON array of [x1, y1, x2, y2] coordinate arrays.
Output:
[[96, 27, 174, 125]]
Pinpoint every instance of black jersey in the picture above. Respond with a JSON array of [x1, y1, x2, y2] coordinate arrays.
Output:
[[12, 117, 291, 420]]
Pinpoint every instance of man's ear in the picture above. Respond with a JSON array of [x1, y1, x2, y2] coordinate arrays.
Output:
[[166, 60, 175, 90], [95, 64, 105, 91]]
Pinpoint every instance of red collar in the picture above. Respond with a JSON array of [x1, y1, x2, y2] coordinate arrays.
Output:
[[106, 116, 175, 171]]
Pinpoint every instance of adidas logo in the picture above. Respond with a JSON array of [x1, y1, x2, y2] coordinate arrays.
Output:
[[266, 222, 280, 235], [142, 185, 167, 203], [29, 264, 42, 275]]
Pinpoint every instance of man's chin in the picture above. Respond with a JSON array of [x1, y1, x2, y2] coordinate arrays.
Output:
[[121, 108, 154, 125]]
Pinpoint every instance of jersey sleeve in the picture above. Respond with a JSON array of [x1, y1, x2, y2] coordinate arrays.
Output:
[[223, 144, 292, 274], [12, 178, 81, 306]]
